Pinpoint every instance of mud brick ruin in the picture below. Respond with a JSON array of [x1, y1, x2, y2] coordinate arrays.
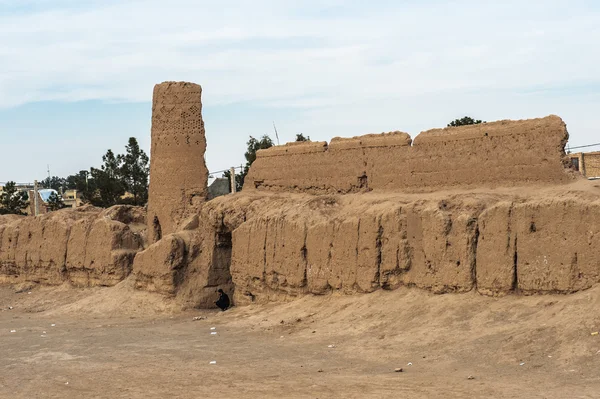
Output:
[[147, 82, 208, 242], [245, 116, 570, 193], [1, 81, 599, 309]]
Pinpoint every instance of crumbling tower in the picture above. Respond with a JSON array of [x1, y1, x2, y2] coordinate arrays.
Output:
[[147, 81, 208, 243]]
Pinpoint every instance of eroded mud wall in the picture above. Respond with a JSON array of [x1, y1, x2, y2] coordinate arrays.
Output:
[[146, 81, 208, 242], [245, 116, 572, 193], [0, 206, 145, 286], [227, 197, 485, 305], [477, 199, 600, 295], [173, 189, 600, 307]]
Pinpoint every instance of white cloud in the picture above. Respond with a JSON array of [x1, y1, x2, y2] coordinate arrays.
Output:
[[0, 1, 596, 102], [1, 0, 599, 150]]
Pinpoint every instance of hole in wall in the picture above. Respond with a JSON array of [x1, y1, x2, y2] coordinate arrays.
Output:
[[529, 222, 537, 233], [207, 230, 234, 302], [153, 216, 162, 242]]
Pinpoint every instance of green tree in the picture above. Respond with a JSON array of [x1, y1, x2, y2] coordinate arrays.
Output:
[[447, 116, 484, 127], [90, 149, 125, 207], [225, 135, 274, 192], [245, 135, 274, 166], [63, 137, 147, 208], [0, 181, 29, 215], [66, 170, 96, 203], [295, 133, 310, 142], [119, 137, 150, 206], [41, 176, 67, 192], [46, 191, 65, 211]]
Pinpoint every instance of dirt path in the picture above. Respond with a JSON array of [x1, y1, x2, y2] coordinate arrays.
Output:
[[1, 283, 600, 398]]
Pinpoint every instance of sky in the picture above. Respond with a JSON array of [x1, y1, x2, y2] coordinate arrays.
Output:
[[1, 0, 599, 183]]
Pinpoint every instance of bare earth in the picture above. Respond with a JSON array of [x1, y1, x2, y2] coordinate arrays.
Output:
[[2, 280, 600, 398]]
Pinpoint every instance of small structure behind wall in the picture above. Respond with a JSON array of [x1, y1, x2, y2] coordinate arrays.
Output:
[[569, 151, 600, 179], [207, 178, 231, 200]]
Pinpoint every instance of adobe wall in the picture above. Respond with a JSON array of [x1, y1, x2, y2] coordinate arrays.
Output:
[[130, 108, 598, 309], [146, 81, 208, 243], [0, 206, 145, 287], [3, 79, 596, 312], [188, 190, 600, 306], [3, 188, 599, 307], [244, 116, 573, 193], [477, 198, 600, 295], [226, 196, 483, 304], [584, 152, 600, 178]]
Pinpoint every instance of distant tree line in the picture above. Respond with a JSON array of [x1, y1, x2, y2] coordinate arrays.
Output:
[[0, 181, 29, 215], [447, 116, 485, 127], [0, 137, 149, 215]]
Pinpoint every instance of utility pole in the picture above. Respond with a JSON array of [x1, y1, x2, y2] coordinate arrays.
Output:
[[33, 180, 39, 216], [229, 167, 236, 194]]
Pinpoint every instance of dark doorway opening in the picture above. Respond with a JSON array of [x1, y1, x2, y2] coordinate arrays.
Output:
[[207, 230, 234, 302]]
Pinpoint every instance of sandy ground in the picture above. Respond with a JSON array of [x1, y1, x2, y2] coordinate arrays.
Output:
[[2, 281, 600, 398]]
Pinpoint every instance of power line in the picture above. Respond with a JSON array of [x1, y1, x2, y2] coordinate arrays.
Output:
[[208, 165, 244, 176], [567, 142, 600, 150]]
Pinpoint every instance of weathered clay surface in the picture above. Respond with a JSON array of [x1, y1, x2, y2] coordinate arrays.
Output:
[[245, 116, 573, 193], [476, 199, 600, 295], [0, 206, 145, 286], [133, 233, 187, 296], [134, 212, 236, 308], [0, 217, 24, 283], [475, 202, 517, 295], [146, 81, 208, 243], [174, 184, 600, 307], [225, 198, 484, 304]]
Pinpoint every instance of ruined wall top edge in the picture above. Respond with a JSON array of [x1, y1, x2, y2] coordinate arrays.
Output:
[[244, 115, 575, 193], [414, 115, 566, 145], [154, 81, 202, 90], [256, 131, 413, 158], [257, 116, 563, 155]]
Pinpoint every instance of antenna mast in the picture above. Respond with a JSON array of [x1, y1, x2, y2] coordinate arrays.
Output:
[[272, 121, 280, 145]]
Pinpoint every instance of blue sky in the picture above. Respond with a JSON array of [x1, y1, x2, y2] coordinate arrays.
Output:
[[1, 0, 599, 182]]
